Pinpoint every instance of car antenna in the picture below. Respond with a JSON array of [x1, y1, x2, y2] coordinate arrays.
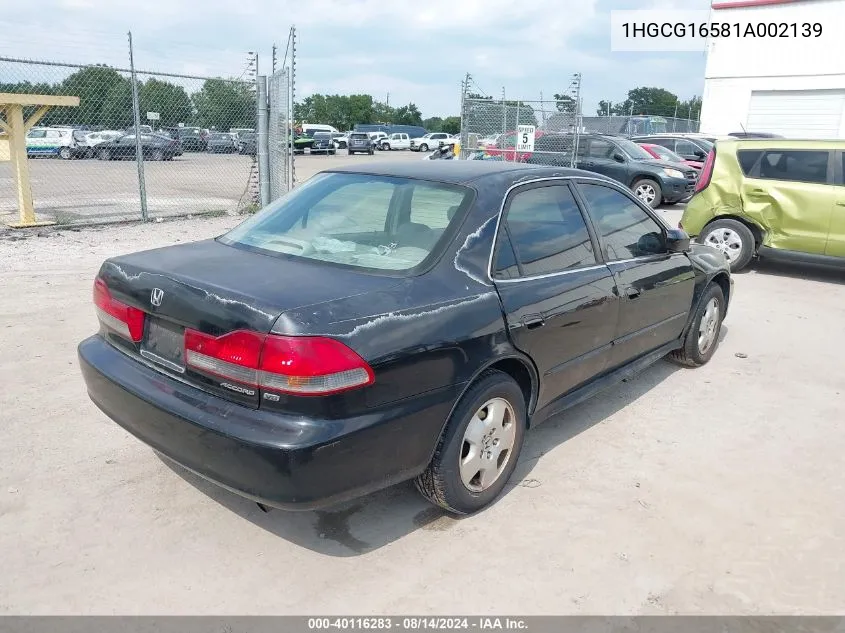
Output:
[[739, 121, 748, 136]]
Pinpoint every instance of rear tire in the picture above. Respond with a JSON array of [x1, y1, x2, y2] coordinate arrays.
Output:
[[699, 219, 755, 271], [151, 149, 164, 161], [669, 283, 725, 367], [58, 147, 72, 160], [415, 370, 526, 515], [632, 178, 662, 209], [98, 148, 111, 161], [420, 143, 429, 152]]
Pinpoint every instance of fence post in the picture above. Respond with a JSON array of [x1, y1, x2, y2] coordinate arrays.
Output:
[[128, 31, 148, 222], [256, 74, 270, 207]]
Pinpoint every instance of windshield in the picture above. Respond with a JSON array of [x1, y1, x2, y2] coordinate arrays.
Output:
[[219, 173, 473, 273], [647, 144, 684, 163], [616, 138, 656, 160]]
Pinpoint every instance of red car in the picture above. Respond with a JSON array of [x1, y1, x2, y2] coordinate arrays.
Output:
[[484, 129, 545, 162], [638, 142, 703, 171]]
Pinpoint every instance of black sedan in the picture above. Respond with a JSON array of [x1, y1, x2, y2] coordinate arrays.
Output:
[[238, 132, 257, 156], [96, 134, 180, 161], [207, 132, 239, 154], [78, 162, 732, 515]]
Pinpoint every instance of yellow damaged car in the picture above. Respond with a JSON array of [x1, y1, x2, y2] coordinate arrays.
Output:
[[679, 138, 845, 271]]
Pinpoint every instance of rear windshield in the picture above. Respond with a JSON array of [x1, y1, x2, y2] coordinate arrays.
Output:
[[219, 173, 473, 274], [350, 133, 369, 139]]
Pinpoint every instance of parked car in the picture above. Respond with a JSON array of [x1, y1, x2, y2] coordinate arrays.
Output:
[[477, 134, 501, 150], [347, 132, 375, 155], [380, 133, 411, 151], [639, 142, 703, 170], [96, 134, 180, 161], [410, 132, 452, 152], [632, 134, 713, 164], [727, 132, 784, 139], [207, 133, 239, 154], [484, 130, 548, 162], [527, 134, 698, 208], [152, 133, 183, 156], [680, 138, 845, 271], [25, 127, 75, 159], [301, 124, 340, 137], [84, 130, 123, 152], [177, 127, 208, 152], [310, 132, 337, 155], [238, 132, 257, 156], [329, 132, 348, 149], [368, 131, 389, 149], [292, 134, 315, 154], [79, 161, 732, 515]]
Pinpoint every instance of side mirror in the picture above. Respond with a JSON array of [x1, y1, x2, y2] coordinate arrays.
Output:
[[694, 150, 706, 159], [613, 152, 626, 163], [665, 228, 691, 253]]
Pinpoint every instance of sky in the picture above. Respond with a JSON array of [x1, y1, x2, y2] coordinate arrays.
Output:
[[0, 0, 711, 118]]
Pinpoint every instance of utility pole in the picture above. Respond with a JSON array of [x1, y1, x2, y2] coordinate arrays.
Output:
[[386, 92, 390, 107], [272, 43, 278, 74]]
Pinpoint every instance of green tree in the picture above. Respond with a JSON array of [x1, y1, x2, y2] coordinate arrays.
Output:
[[193, 79, 255, 131], [612, 86, 679, 116], [423, 116, 444, 132], [677, 95, 702, 121], [54, 66, 128, 126], [596, 100, 613, 116], [372, 101, 394, 124], [553, 93, 577, 114], [441, 116, 461, 134], [99, 80, 134, 129], [140, 78, 192, 127], [392, 103, 423, 126]]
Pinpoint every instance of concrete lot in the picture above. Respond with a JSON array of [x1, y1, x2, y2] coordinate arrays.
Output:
[[0, 150, 423, 225], [1, 176, 844, 614]]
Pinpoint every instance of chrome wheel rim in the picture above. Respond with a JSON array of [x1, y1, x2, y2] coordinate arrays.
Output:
[[459, 397, 516, 492], [698, 297, 720, 354], [704, 228, 743, 263], [635, 183, 657, 204]]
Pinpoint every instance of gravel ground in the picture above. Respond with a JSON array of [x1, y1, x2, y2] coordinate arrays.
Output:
[[1, 207, 844, 615]]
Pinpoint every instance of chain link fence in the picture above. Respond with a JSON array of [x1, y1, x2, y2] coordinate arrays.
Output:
[[0, 53, 262, 227], [268, 68, 292, 202], [581, 115, 699, 136], [460, 96, 580, 167]]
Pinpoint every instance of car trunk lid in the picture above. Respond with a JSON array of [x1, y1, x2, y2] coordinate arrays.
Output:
[[97, 239, 397, 407]]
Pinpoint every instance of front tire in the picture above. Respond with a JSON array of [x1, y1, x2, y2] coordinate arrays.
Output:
[[415, 370, 526, 515], [419, 143, 429, 152], [151, 149, 164, 161], [669, 283, 725, 367], [699, 219, 755, 271], [58, 147, 72, 160], [98, 148, 111, 161], [632, 178, 662, 209]]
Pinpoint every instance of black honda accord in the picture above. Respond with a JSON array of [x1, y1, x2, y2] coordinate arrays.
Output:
[[79, 161, 733, 514]]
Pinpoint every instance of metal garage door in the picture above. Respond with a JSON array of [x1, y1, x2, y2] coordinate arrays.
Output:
[[747, 90, 845, 138]]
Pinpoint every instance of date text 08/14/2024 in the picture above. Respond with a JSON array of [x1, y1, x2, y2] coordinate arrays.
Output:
[[622, 21, 822, 39], [307, 618, 528, 630]]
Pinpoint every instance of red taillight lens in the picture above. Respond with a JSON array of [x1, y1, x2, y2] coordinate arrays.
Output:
[[695, 148, 716, 193], [259, 336, 374, 395], [93, 278, 145, 342], [184, 329, 374, 397], [185, 329, 264, 385]]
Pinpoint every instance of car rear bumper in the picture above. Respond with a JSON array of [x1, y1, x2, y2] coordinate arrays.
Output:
[[78, 335, 460, 510]]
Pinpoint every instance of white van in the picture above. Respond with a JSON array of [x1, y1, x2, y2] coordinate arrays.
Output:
[[301, 123, 339, 136]]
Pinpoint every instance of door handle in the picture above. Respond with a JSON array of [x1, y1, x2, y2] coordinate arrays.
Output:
[[625, 287, 641, 299], [521, 314, 546, 329], [748, 188, 767, 196]]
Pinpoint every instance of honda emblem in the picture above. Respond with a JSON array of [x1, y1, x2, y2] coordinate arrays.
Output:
[[150, 288, 164, 307]]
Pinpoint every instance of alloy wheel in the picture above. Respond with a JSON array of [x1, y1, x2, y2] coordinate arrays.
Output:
[[697, 297, 720, 354], [459, 398, 516, 492], [635, 183, 657, 205], [704, 228, 743, 264]]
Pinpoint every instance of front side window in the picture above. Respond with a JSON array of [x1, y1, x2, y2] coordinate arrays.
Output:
[[219, 173, 473, 274], [498, 184, 596, 277], [27, 130, 46, 138], [578, 183, 666, 261], [757, 150, 829, 185]]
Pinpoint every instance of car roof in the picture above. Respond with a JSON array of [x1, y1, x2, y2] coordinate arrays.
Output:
[[715, 137, 845, 148], [325, 161, 607, 185]]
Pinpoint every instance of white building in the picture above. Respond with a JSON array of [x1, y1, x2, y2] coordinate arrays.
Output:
[[699, 0, 845, 138]]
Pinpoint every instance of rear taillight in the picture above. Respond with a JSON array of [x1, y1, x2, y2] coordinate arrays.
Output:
[[695, 147, 716, 193], [184, 329, 374, 396], [93, 278, 145, 342]]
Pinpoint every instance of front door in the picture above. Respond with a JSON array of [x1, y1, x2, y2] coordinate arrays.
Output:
[[577, 137, 629, 185], [574, 181, 696, 368], [742, 148, 835, 255], [491, 181, 620, 410], [824, 151, 845, 258]]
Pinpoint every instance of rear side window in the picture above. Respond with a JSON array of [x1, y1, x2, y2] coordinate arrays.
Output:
[[737, 150, 763, 175], [588, 139, 613, 159], [499, 185, 596, 277], [410, 186, 465, 229], [757, 150, 830, 185], [674, 140, 701, 158], [578, 184, 666, 261]]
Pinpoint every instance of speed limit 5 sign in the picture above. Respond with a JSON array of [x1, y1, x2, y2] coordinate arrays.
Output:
[[515, 125, 536, 152]]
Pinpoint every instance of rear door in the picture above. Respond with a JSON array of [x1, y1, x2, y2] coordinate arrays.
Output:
[[491, 180, 620, 409], [740, 148, 835, 255], [574, 180, 695, 368], [825, 150, 845, 258]]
